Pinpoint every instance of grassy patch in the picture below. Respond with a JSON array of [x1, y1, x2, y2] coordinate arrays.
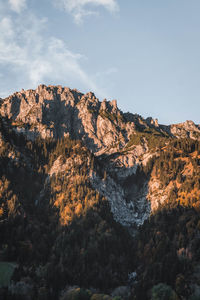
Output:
[[125, 127, 169, 150], [99, 110, 123, 123]]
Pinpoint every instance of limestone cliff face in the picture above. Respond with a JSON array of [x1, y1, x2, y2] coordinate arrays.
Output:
[[0, 85, 135, 153], [0, 85, 154, 184], [169, 120, 200, 139], [1, 85, 199, 228], [2, 85, 199, 153]]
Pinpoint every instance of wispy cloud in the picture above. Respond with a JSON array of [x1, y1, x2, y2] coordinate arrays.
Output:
[[8, 0, 27, 13], [95, 67, 118, 78], [0, 3, 107, 98], [56, 0, 119, 24]]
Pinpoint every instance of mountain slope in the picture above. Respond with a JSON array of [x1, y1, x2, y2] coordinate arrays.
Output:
[[1, 84, 200, 227], [0, 85, 200, 299]]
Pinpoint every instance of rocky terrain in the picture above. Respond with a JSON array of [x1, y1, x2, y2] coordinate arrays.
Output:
[[1, 85, 200, 227], [0, 85, 200, 300], [1, 85, 199, 149]]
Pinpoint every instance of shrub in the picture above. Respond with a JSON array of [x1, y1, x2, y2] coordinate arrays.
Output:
[[61, 288, 91, 300], [151, 283, 178, 300]]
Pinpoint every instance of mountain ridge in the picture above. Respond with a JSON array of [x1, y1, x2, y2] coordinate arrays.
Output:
[[0, 85, 200, 299], [1, 85, 200, 150], [1, 85, 200, 227]]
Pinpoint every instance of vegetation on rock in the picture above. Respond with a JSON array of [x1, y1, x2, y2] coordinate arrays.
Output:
[[0, 86, 200, 300]]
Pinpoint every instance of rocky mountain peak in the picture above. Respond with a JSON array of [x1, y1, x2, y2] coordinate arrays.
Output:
[[1, 85, 200, 154], [146, 117, 159, 127], [170, 119, 200, 139], [182, 120, 196, 129], [0, 85, 133, 153]]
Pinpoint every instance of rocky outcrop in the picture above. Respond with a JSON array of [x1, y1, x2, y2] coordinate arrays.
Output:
[[0, 85, 135, 153], [2, 85, 200, 152], [1, 85, 200, 228], [146, 117, 159, 127], [169, 120, 200, 140], [90, 171, 150, 228]]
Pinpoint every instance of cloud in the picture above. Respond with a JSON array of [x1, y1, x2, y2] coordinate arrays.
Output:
[[95, 67, 118, 78], [0, 7, 106, 98], [56, 0, 119, 24], [8, 0, 27, 13]]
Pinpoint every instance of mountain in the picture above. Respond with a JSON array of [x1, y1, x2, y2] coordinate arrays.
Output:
[[0, 85, 200, 300]]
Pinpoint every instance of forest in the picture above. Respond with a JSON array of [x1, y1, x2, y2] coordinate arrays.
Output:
[[0, 116, 200, 300]]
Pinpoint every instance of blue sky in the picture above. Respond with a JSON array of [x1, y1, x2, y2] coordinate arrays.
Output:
[[0, 0, 200, 124]]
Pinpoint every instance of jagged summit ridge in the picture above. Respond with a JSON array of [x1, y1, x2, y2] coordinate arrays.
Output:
[[0, 85, 157, 227], [1, 84, 200, 149], [0, 84, 138, 154], [0, 84, 200, 228]]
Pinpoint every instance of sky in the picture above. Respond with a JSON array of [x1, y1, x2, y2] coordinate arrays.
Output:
[[0, 0, 200, 125]]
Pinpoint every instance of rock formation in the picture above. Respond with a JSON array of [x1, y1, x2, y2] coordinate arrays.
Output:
[[1, 84, 200, 227]]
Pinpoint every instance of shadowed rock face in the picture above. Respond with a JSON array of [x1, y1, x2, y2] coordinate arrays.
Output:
[[1, 84, 200, 228]]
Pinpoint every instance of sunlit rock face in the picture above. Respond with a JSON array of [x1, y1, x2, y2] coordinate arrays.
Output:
[[0, 85, 131, 152], [1, 84, 200, 228], [169, 120, 200, 140], [2, 85, 200, 150]]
